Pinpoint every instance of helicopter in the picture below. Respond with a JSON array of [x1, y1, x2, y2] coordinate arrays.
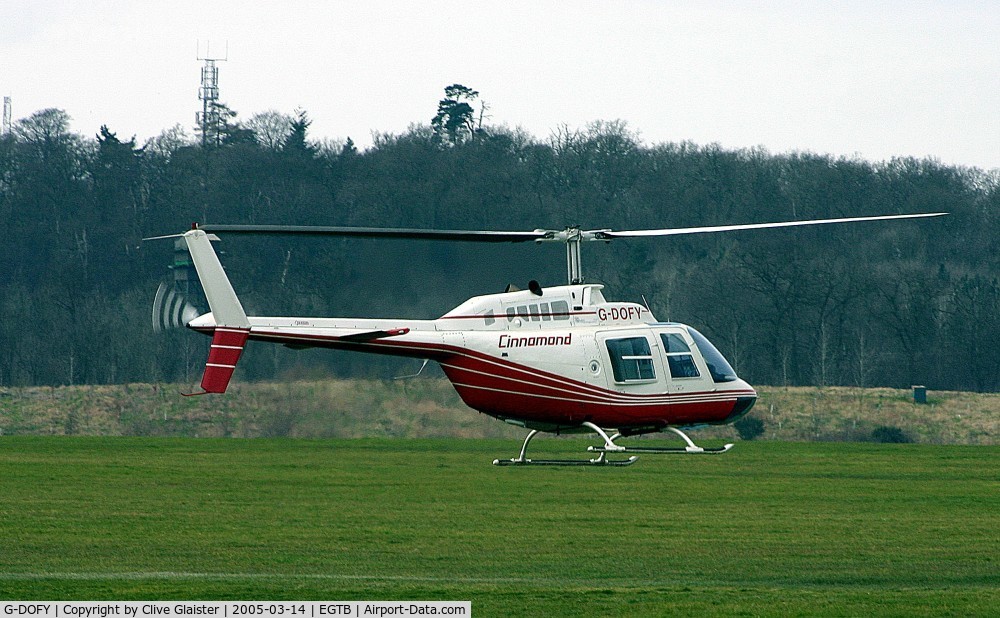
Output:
[[149, 212, 945, 465]]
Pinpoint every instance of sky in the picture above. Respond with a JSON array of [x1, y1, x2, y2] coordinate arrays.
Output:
[[3, 0, 999, 170]]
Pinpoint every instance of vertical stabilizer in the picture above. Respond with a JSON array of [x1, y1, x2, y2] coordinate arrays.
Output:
[[183, 229, 250, 328], [200, 327, 250, 393]]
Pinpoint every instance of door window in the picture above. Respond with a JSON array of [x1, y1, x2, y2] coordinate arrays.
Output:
[[660, 333, 701, 378], [605, 337, 656, 383]]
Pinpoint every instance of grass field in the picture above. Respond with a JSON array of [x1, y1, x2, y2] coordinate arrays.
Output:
[[1, 437, 997, 616]]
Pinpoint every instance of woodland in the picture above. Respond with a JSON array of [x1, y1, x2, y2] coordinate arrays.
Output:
[[1, 86, 998, 392]]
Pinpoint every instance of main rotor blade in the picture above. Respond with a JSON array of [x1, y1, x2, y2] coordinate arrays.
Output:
[[596, 212, 948, 239], [189, 212, 947, 245], [196, 224, 550, 243]]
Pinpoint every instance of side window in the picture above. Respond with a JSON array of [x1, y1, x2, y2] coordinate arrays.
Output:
[[550, 300, 570, 321], [660, 333, 701, 379], [606, 337, 656, 383], [506, 300, 571, 321]]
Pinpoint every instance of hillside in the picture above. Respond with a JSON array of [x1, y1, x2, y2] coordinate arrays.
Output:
[[0, 379, 995, 445]]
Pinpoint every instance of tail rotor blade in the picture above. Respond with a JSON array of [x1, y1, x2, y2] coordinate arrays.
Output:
[[167, 288, 185, 328], [152, 282, 169, 334], [152, 281, 201, 333]]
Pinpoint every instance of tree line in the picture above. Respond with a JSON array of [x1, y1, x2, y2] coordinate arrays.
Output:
[[1, 90, 998, 392]]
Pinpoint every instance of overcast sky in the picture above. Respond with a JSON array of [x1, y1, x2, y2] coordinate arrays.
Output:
[[3, 1, 999, 170]]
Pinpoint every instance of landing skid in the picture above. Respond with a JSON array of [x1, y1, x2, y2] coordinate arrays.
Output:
[[594, 443, 733, 454], [493, 455, 639, 467], [589, 427, 733, 455], [492, 422, 639, 466], [493, 424, 734, 466]]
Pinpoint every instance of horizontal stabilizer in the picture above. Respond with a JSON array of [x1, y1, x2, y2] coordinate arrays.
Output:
[[337, 328, 410, 342]]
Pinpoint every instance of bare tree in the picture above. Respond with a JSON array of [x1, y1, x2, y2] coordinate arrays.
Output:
[[245, 110, 294, 150]]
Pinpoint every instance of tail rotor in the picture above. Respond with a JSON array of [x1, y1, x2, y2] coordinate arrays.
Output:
[[152, 281, 203, 333]]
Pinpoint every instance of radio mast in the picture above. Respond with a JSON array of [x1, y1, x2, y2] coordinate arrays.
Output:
[[196, 41, 228, 147], [2, 97, 11, 135]]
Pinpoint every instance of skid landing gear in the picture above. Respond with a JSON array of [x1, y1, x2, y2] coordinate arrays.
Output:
[[494, 424, 734, 466], [588, 427, 734, 455], [493, 422, 639, 466]]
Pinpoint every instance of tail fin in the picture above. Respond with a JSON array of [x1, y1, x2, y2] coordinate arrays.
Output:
[[183, 229, 251, 393], [183, 230, 250, 329], [198, 327, 250, 394]]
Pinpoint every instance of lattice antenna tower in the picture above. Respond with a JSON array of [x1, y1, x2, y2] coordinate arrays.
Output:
[[196, 41, 228, 147], [2, 97, 11, 135]]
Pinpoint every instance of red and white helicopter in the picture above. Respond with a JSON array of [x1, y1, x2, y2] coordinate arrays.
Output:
[[150, 212, 944, 465]]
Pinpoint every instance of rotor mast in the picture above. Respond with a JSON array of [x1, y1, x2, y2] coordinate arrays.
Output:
[[565, 228, 583, 284], [535, 227, 610, 285], [567, 236, 582, 284]]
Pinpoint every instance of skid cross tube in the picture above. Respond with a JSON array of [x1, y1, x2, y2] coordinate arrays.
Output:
[[493, 422, 637, 466], [588, 426, 734, 455]]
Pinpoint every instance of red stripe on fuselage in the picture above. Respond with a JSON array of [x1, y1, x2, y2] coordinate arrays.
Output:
[[438, 354, 749, 427], [439, 311, 597, 320]]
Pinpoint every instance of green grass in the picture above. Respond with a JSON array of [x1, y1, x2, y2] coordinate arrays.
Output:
[[3, 380, 997, 445], [1, 438, 997, 616]]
